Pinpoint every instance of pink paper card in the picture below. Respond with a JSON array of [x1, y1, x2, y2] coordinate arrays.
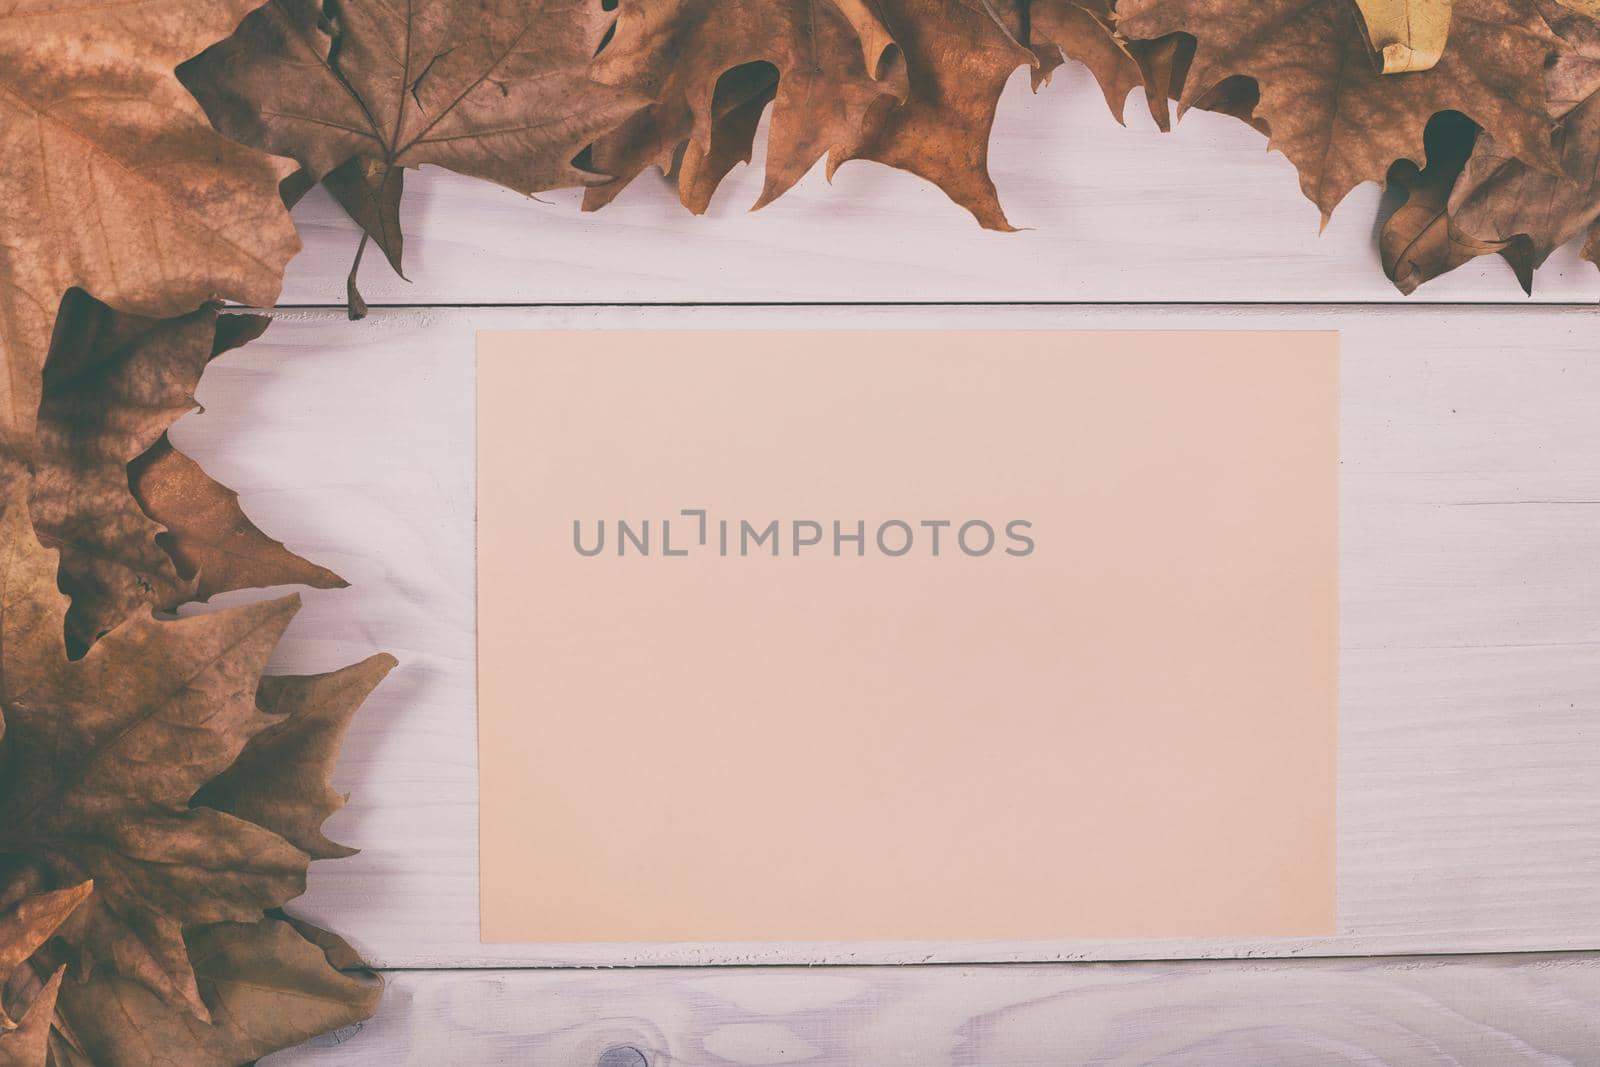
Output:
[[477, 330, 1338, 943]]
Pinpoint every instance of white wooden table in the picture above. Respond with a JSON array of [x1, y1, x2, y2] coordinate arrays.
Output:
[[190, 67, 1600, 1064]]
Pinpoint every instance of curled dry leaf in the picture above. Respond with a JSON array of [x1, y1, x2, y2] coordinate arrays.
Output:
[[583, 0, 910, 214], [180, 0, 648, 313], [1378, 113, 1520, 292], [1116, 0, 1566, 221], [0, 0, 299, 477], [1439, 4, 1600, 281], [22, 294, 342, 647], [1351, 0, 1455, 72], [670, 63, 788, 215], [1380, 1, 1600, 291], [0, 491, 389, 1049]]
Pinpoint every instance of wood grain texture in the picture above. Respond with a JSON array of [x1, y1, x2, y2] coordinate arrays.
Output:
[[276, 66, 1600, 309], [265, 953, 1600, 1065], [173, 303, 1600, 970], [220, 68, 1600, 1059]]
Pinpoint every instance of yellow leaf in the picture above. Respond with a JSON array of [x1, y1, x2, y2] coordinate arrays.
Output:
[[1351, 0, 1455, 72]]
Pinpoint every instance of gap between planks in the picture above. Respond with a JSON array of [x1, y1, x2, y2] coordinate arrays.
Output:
[[261, 299, 1600, 311], [360, 946, 1600, 974]]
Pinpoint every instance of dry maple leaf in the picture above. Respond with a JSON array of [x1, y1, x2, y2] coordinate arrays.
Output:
[[0, 966, 58, 1067], [0, 885, 91, 1042], [1116, 0, 1567, 221], [22, 293, 342, 647], [195, 656, 398, 862], [0, 0, 300, 475], [0, 490, 392, 1058], [44, 915, 379, 1067], [1380, 2, 1600, 290], [0, 884, 90, 1067], [0, 491, 308, 1019], [31, 658, 386, 1066], [129, 438, 348, 614], [581, 0, 909, 214], [180, 0, 647, 313]]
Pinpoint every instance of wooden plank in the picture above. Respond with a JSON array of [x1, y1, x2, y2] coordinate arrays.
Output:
[[179, 304, 1600, 968], [268, 954, 1600, 1065], [276, 67, 1600, 309]]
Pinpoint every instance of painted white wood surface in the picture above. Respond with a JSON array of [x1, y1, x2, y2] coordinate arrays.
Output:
[[177, 303, 1600, 974], [211, 64, 1600, 1057], [267, 953, 1600, 1065], [277, 65, 1600, 309]]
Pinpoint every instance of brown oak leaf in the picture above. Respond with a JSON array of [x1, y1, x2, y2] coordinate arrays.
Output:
[[180, 0, 647, 312], [46, 915, 380, 1067], [0, 0, 300, 476], [1582, 219, 1600, 270], [1116, 0, 1567, 221], [1379, 3, 1600, 290], [1378, 113, 1520, 292], [670, 63, 786, 215], [24, 294, 342, 647], [1435, 5, 1600, 283], [1031, 0, 1166, 126], [834, 0, 1040, 230], [0, 491, 308, 1019], [581, 0, 909, 214]]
